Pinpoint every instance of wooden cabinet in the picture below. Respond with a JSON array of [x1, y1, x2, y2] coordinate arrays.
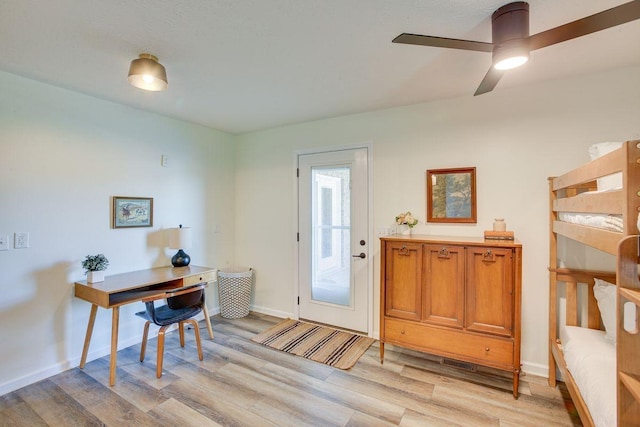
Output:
[[380, 235, 522, 397]]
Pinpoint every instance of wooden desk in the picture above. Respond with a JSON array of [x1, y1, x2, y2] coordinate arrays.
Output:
[[74, 265, 216, 385]]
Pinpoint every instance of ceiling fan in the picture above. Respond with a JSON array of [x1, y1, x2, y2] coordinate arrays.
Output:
[[393, 1, 640, 95]]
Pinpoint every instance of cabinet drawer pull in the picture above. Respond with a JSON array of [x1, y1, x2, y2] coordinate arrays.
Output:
[[401, 330, 406, 335], [483, 250, 495, 262], [399, 245, 409, 256], [438, 248, 450, 258], [485, 347, 490, 352]]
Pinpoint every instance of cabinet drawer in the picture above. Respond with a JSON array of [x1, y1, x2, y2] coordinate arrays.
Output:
[[384, 318, 514, 368], [183, 270, 216, 286]]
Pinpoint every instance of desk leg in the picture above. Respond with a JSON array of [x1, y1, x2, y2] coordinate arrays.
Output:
[[202, 304, 214, 339], [80, 304, 98, 369], [109, 307, 120, 386]]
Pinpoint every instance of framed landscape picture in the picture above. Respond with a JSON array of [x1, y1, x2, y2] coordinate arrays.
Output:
[[427, 167, 476, 223], [112, 196, 153, 228]]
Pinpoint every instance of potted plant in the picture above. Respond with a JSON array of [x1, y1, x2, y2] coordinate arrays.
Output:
[[82, 253, 109, 283]]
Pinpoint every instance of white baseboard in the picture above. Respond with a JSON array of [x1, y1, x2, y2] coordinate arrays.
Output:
[[249, 304, 294, 319], [0, 312, 212, 396], [0, 334, 142, 396], [521, 360, 549, 378]]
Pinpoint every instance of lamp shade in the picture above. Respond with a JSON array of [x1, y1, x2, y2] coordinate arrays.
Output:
[[128, 53, 168, 91], [169, 226, 192, 250]]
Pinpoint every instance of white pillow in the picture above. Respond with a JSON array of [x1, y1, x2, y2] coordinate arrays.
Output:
[[588, 142, 623, 191], [594, 278, 617, 342]]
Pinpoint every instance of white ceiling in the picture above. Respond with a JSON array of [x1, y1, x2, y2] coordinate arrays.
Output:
[[1, 0, 639, 134]]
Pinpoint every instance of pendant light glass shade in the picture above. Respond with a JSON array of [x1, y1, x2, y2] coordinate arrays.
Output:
[[128, 53, 168, 91]]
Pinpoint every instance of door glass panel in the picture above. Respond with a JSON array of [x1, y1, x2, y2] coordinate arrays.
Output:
[[311, 166, 351, 306]]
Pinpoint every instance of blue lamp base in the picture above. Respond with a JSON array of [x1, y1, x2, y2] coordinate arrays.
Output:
[[171, 249, 191, 267]]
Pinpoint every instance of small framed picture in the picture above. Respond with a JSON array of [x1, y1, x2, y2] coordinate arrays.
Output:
[[427, 167, 477, 223], [112, 196, 153, 228]]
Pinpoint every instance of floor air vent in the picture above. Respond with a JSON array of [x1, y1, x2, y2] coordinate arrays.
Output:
[[441, 358, 477, 372]]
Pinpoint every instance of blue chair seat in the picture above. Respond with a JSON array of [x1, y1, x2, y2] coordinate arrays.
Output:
[[135, 303, 202, 326]]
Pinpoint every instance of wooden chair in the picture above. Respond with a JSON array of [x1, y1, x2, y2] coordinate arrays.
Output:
[[135, 283, 207, 378]]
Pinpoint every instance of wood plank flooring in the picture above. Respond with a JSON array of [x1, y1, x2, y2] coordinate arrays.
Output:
[[1, 313, 580, 426]]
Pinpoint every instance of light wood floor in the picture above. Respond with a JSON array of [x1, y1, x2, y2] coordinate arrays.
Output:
[[1, 313, 580, 426]]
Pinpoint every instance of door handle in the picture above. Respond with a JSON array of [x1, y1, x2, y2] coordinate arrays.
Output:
[[352, 253, 366, 259]]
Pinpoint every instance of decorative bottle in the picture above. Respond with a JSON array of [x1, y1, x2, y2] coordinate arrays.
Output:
[[493, 218, 506, 232]]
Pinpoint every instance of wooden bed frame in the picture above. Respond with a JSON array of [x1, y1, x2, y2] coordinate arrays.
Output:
[[549, 140, 640, 426]]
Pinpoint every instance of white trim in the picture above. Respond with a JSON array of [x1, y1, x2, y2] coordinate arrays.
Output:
[[292, 151, 301, 320], [521, 360, 549, 378], [0, 334, 141, 396], [0, 311, 212, 396], [249, 304, 294, 320]]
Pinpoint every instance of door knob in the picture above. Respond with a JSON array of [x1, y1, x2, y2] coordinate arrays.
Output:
[[352, 253, 366, 259]]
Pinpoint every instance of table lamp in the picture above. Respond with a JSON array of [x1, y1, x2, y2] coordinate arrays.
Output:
[[169, 224, 192, 267]]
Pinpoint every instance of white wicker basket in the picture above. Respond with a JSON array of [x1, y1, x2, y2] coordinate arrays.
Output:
[[217, 267, 253, 319]]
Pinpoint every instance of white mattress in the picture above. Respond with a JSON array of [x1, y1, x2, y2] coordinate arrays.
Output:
[[559, 212, 623, 232], [560, 326, 616, 427]]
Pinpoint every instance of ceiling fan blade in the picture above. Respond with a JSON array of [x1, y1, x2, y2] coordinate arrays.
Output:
[[474, 67, 504, 96], [393, 33, 493, 52], [529, 0, 640, 51]]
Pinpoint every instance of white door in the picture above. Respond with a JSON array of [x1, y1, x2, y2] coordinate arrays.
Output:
[[298, 148, 369, 333]]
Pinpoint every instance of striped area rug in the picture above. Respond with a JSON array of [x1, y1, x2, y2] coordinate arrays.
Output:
[[251, 318, 374, 370]]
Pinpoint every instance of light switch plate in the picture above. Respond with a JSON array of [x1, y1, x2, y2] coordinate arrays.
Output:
[[14, 232, 29, 249], [0, 235, 8, 251]]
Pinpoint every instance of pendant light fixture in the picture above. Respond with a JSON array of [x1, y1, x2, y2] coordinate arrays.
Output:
[[127, 53, 168, 91]]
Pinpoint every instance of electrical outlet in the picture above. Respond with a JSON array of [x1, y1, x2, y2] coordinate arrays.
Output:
[[161, 154, 169, 167], [14, 232, 29, 249], [0, 235, 8, 251]]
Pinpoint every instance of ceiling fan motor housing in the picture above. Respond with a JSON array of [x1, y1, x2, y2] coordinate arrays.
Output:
[[492, 2, 530, 44], [492, 2, 530, 66]]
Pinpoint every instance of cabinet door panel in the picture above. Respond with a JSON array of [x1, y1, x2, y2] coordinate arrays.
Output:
[[385, 242, 422, 320], [423, 244, 465, 328], [465, 246, 513, 336]]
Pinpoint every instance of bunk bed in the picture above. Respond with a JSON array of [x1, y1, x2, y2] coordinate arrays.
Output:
[[549, 140, 640, 427]]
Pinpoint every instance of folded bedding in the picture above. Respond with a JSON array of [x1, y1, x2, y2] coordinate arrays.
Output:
[[558, 212, 624, 232]]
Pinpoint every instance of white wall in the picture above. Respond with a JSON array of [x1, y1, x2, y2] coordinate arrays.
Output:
[[0, 70, 236, 394], [234, 65, 640, 376], [2, 64, 638, 395]]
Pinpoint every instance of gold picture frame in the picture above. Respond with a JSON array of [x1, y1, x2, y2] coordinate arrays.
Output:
[[427, 167, 476, 223]]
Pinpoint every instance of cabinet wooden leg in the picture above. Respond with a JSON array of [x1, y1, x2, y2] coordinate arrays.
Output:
[[380, 342, 385, 364], [513, 370, 520, 398]]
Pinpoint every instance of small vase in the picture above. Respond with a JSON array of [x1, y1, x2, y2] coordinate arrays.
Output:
[[87, 270, 105, 283], [493, 218, 506, 232], [401, 225, 412, 236]]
